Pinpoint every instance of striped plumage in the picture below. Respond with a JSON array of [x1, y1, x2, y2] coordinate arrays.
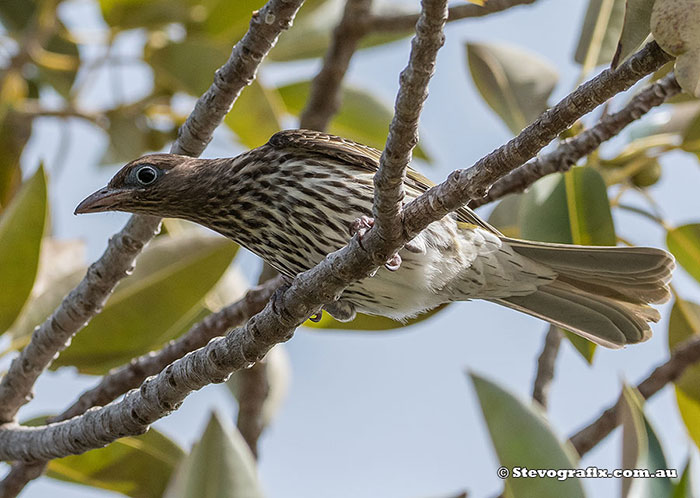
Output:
[[76, 129, 674, 348]]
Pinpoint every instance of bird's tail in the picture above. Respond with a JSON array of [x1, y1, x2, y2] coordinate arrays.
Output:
[[492, 238, 674, 349]]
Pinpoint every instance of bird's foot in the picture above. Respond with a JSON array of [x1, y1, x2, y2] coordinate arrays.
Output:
[[349, 215, 374, 242], [349, 216, 403, 272], [323, 300, 357, 322]]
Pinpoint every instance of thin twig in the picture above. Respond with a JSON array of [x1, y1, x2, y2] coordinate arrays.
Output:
[[0, 40, 672, 466], [299, 0, 373, 131], [570, 335, 700, 457], [0, 0, 305, 427], [400, 42, 671, 237], [368, 0, 536, 32], [469, 72, 681, 208], [0, 277, 281, 494], [532, 326, 562, 409], [373, 0, 448, 253]]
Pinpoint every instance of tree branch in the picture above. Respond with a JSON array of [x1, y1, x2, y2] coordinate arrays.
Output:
[[0, 0, 448, 463], [299, 0, 372, 131], [373, 0, 448, 254], [532, 326, 562, 409], [0, 39, 672, 466], [368, 0, 536, 33], [469, 72, 682, 208], [570, 335, 700, 457], [400, 42, 671, 238], [0, 277, 281, 496], [0, 0, 305, 427]]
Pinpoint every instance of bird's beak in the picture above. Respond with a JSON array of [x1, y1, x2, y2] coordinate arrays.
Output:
[[74, 187, 130, 214]]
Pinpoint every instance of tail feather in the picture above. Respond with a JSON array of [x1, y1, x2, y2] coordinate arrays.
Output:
[[496, 238, 674, 348]]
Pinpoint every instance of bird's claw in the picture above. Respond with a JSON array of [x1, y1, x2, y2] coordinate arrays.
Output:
[[349, 215, 374, 245], [384, 253, 402, 271], [350, 215, 402, 272]]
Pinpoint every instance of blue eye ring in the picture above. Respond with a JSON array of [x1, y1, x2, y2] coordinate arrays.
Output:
[[135, 165, 158, 186]]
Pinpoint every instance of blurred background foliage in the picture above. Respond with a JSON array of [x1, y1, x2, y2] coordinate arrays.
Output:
[[1, 0, 700, 497]]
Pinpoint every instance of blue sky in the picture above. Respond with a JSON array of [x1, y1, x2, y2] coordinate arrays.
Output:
[[5, 0, 700, 497]]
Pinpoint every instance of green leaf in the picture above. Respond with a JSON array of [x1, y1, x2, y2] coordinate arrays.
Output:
[[520, 167, 615, 246], [147, 37, 230, 97], [8, 240, 87, 351], [668, 299, 700, 400], [466, 42, 558, 134], [575, 0, 626, 70], [225, 80, 283, 149], [305, 303, 448, 331], [99, 0, 190, 29], [486, 194, 522, 238], [519, 175, 572, 244], [563, 331, 597, 364], [469, 372, 585, 498], [47, 428, 184, 498], [0, 0, 36, 31], [277, 80, 430, 161], [563, 166, 616, 246], [671, 458, 695, 498], [164, 412, 264, 498], [620, 384, 673, 498], [0, 165, 47, 334], [37, 26, 80, 98], [676, 387, 700, 453], [667, 224, 700, 284], [52, 234, 237, 374], [101, 108, 176, 166], [611, 0, 654, 69], [268, 0, 409, 62], [0, 111, 32, 210]]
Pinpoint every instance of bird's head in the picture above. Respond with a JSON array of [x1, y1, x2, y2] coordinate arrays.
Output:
[[75, 153, 211, 218]]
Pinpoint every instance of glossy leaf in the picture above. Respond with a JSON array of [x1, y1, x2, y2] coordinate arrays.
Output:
[[563, 166, 616, 246], [269, 0, 410, 62], [37, 26, 80, 98], [8, 240, 87, 351], [671, 458, 695, 498], [470, 372, 585, 498], [53, 234, 237, 374], [519, 175, 572, 244], [612, 0, 654, 69], [676, 388, 700, 454], [668, 299, 700, 401], [225, 345, 291, 428], [47, 428, 184, 498], [305, 303, 448, 331], [575, 0, 626, 69], [486, 194, 522, 238], [0, 166, 47, 334], [0, 112, 32, 210], [225, 80, 283, 149], [620, 384, 673, 498], [667, 224, 700, 284], [277, 80, 430, 161], [147, 37, 230, 97], [99, 0, 190, 29], [563, 332, 596, 364], [466, 42, 558, 134], [164, 412, 263, 498]]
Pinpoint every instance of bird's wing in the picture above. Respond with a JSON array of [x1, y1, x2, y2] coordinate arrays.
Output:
[[267, 129, 501, 234]]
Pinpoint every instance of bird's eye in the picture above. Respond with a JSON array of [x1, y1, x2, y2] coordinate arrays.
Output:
[[135, 165, 158, 186]]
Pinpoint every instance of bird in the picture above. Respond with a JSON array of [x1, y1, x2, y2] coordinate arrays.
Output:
[[75, 129, 674, 349]]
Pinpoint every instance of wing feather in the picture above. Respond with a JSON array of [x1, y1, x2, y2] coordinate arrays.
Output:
[[267, 129, 500, 234]]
